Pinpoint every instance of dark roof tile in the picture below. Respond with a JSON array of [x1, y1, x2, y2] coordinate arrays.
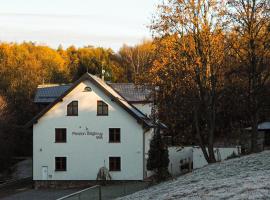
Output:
[[34, 83, 152, 104], [108, 83, 152, 103]]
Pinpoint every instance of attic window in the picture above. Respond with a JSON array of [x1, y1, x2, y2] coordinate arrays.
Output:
[[84, 86, 92, 92], [67, 101, 78, 116], [97, 100, 108, 116]]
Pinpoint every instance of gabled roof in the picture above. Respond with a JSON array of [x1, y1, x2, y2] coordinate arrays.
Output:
[[34, 83, 152, 104], [26, 73, 162, 129]]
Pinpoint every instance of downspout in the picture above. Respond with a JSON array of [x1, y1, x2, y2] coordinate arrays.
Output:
[[142, 128, 149, 180]]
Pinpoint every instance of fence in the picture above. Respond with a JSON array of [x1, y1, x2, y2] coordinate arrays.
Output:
[[56, 182, 149, 200], [57, 185, 101, 200]]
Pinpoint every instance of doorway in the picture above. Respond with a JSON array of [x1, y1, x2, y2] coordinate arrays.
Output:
[[42, 166, 48, 180]]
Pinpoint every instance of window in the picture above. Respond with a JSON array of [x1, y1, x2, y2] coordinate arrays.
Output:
[[55, 157, 66, 171], [109, 157, 121, 171], [109, 128, 120, 143], [265, 131, 270, 146], [97, 101, 108, 116], [55, 128, 67, 143], [83, 86, 92, 92], [67, 101, 78, 116]]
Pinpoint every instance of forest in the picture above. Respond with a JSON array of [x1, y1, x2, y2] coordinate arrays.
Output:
[[0, 0, 269, 170]]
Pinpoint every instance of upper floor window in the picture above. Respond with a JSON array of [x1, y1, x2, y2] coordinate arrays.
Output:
[[55, 128, 66, 143], [55, 157, 66, 171], [109, 128, 120, 143], [97, 100, 108, 116], [67, 101, 78, 116]]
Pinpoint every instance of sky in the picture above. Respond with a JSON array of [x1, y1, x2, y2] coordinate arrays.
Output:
[[0, 0, 159, 51]]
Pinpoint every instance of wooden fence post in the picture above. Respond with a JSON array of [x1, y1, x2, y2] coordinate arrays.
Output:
[[99, 185, 102, 200]]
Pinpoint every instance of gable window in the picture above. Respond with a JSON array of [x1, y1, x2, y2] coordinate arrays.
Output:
[[109, 157, 121, 171], [109, 128, 120, 143], [55, 157, 66, 171], [67, 101, 78, 116], [55, 128, 67, 143], [97, 100, 108, 116]]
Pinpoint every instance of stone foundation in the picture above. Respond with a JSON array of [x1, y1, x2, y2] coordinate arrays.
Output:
[[35, 180, 97, 189], [34, 180, 146, 189]]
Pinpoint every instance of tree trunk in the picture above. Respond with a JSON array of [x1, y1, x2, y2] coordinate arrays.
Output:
[[207, 143, 216, 163], [194, 107, 212, 163], [251, 114, 259, 153]]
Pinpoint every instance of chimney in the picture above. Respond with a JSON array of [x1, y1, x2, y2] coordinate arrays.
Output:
[[102, 69, 105, 81]]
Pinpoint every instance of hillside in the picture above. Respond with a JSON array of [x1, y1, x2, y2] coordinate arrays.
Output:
[[121, 151, 270, 200]]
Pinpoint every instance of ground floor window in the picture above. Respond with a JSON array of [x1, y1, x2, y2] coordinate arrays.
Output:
[[109, 157, 121, 171], [55, 157, 66, 171]]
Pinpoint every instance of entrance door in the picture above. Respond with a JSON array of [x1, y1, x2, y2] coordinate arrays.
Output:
[[42, 166, 48, 180]]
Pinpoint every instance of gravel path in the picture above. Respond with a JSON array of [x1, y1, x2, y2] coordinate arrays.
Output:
[[1, 189, 79, 200]]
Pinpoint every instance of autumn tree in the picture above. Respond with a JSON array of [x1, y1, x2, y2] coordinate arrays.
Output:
[[0, 43, 69, 124], [66, 46, 124, 82], [0, 95, 15, 172], [152, 0, 226, 163], [226, 0, 270, 152], [118, 40, 156, 82], [140, 35, 196, 145]]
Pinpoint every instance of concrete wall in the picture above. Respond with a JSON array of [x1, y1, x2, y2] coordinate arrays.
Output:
[[193, 146, 241, 169], [144, 129, 154, 177], [167, 146, 241, 176], [33, 80, 148, 181], [168, 147, 193, 176]]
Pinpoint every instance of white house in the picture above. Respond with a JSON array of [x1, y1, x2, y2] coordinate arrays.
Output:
[[28, 73, 165, 187]]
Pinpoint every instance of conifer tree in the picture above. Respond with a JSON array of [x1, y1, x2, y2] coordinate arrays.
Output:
[[147, 128, 170, 181]]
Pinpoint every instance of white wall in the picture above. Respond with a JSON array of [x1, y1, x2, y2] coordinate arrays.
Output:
[[167, 146, 241, 176], [133, 103, 152, 117], [168, 147, 193, 176], [144, 129, 154, 177], [33, 80, 148, 181], [193, 146, 241, 169]]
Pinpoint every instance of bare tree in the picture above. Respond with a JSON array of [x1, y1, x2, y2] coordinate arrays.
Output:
[[226, 0, 270, 152], [152, 0, 226, 163]]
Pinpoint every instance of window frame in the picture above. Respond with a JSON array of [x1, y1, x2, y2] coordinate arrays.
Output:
[[67, 101, 78, 116], [55, 157, 67, 171], [97, 100, 108, 116], [109, 157, 121, 171], [55, 128, 67, 143], [109, 128, 121, 143]]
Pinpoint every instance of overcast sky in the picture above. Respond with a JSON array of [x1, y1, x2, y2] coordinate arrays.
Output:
[[0, 0, 158, 51]]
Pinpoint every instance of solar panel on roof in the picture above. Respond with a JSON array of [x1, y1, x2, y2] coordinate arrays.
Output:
[[34, 84, 71, 103]]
